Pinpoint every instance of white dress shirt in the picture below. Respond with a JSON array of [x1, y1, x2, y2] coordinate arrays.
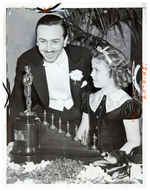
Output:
[[43, 49, 74, 111]]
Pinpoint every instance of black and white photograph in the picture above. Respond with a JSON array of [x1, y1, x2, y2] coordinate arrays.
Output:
[[0, 0, 149, 188]]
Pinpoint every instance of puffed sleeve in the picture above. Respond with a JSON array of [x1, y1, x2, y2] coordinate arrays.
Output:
[[119, 99, 142, 119], [107, 99, 142, 120], [81, 92, 90, 113]]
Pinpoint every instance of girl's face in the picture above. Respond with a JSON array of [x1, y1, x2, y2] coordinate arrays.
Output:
[[91, 58, 111, 88]]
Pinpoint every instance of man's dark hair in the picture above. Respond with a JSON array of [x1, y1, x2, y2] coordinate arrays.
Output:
[[35, 14, 68, 38]]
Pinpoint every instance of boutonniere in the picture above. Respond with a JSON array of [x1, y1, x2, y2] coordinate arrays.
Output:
[[69, 70, 83, 84]]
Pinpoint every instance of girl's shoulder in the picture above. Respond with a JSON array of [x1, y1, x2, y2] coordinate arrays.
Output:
[[106, 89, 131, 112], [107, 89, 142, 119]]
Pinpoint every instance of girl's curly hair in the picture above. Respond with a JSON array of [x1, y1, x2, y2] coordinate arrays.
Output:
[[91, 46, 132, 88]]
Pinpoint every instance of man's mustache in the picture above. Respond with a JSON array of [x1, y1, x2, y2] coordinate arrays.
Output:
[[45, 50, 55, 54]]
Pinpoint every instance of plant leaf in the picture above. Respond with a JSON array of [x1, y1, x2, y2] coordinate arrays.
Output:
[[116, 20, 126, 46]]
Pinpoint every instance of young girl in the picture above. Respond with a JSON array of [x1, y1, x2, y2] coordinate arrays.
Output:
[[77, 46, 141, 165]]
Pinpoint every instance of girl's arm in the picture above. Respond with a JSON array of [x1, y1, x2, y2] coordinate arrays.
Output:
[[103, 119, 141, 165], [120, 119, 141, 154], [76, 112, 89, 140]]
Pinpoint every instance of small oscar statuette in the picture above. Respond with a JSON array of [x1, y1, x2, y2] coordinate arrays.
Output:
[[10, 65, 40, 164], [66, 121, 71, 137], [50, 113, 56, 130], [58, 117, 64, 134], [42, 110, 49, 127], [91, 133, 97, 150], [20, 66, 35, 117], [73, 125, 79, 141]]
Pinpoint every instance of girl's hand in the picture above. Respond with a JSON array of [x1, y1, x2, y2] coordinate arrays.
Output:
[[106, 150, 126, 165], [76, 112, 89, 140], [93, 150, 127, 168]]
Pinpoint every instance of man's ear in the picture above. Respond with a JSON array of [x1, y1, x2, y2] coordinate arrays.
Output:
[[63, 35, 68, 47]]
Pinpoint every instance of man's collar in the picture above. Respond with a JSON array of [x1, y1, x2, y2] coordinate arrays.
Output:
[[55, 48, 67, 65]]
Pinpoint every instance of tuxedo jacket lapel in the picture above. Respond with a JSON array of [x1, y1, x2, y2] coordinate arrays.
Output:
[[68, 58, 76, 102], [67, 53, 83, 109], [31, 60, 49, 109]]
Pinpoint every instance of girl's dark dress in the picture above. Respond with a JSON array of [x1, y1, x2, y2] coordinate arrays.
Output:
[[82, 90, 142, 153]]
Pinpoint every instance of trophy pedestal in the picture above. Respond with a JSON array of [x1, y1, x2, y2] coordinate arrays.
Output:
[[38, 125, 100, 164], [10, 114, 40, 164], [10, 152, 39, 164]]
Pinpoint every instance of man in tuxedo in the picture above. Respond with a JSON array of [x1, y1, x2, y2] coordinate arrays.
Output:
[[8, 14, 92, 142]]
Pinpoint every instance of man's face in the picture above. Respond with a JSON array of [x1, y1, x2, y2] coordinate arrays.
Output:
[[37, 24, 68, 63]]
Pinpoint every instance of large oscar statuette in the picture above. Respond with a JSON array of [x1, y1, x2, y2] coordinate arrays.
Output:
[[10, 66, 40, 164]]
